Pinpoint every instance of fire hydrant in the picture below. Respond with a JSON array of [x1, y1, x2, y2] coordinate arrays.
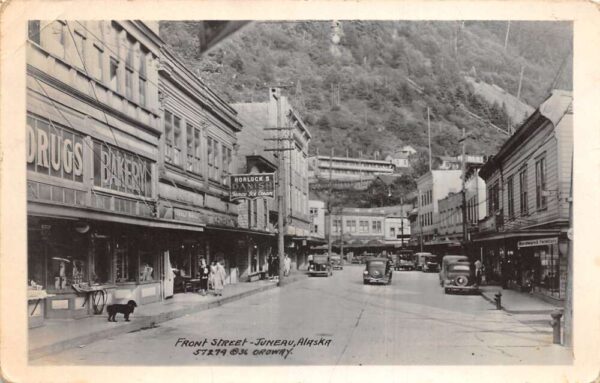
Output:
[[550, 309, 564, 345], [494, 291, 502, 310]]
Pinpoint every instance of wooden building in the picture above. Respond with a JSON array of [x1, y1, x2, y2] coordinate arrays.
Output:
[[473, 90, 573, 301]]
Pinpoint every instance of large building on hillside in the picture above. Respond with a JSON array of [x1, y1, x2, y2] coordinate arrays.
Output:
[[308, 155, 395, 182], [472, 90, 572, 301], [232, 88, 312, 270]]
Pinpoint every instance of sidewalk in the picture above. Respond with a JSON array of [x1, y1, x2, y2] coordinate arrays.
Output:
[[479, 285, 564, 314], [29, 272, 306, 360]]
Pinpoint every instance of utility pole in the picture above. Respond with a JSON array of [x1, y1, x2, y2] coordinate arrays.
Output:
[[427, 107, 432, 171], [327, 147, 334, 259], [459, 128, 469, 252], [340, 210, 344, 260], [516, 65, 525, 100], [264, 86, 294, 287], [504, 20, 511, 52], [400, 197, 404, 249], [564, 152, 573, 347]]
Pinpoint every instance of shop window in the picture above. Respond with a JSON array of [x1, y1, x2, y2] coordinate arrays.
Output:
[[535, 157, 547, 210], [115, 244, 136, 283], [90, 239, 112, 284], [139, 251, 156, 282], [44, 233, 88, 291]]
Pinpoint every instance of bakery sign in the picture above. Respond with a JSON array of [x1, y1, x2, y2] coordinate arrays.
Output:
[[93, 141, 152, 197], [517, 237, 558, 248], [230, 173, 275, 200]]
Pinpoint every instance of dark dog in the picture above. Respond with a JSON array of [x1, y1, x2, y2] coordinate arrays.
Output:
[[106, 300, 137, 322]]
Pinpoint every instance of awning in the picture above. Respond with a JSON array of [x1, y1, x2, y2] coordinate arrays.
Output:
[[471, 229, 561, 243], [205, 225, 276, 237], [28, 202, 205, 233]]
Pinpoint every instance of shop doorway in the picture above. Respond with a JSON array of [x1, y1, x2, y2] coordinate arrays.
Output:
[[162, 251, 174, 299]]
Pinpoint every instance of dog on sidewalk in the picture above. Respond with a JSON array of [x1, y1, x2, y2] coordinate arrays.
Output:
[[107, 300, 137, 322]]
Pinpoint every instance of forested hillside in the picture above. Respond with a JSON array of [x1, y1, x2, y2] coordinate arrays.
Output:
[[160, 20, 572, 178]]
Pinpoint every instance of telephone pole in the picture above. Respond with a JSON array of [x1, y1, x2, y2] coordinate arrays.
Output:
[[263, 86, 294, 287], [459, 128, 469, 251], [327, 148, 334, 258], [427, 107, 432, 171]]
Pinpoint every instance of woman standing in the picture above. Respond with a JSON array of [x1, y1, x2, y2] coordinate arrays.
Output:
[[198, 259, 210, 296], [213, 260, 226, 296], [209, 261, 218, 293]]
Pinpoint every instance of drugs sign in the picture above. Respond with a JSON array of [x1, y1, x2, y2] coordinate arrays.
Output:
[[230, 173, 275, 200]]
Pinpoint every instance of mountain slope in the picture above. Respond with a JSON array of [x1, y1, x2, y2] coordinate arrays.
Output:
[[160, 20, 572, 177]]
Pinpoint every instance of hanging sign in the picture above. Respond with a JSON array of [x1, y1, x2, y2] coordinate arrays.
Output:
[[517, 237, 558, 248], [229, 173, 275, 200]]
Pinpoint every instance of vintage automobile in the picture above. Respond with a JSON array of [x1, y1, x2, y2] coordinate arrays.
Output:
[[308, 254, 332, 277], [439, 255, 469, 286], [421, 254, 440, 272], [330, 254, 343, 270], [441, 261, 479, 294], [363, 257, 393, 285], [395, 250, 416, 271]]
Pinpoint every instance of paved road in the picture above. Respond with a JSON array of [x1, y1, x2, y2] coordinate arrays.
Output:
[[34, 265, 570, 365]]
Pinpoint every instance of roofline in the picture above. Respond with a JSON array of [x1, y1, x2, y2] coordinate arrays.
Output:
[[313, 155, 394, 165]]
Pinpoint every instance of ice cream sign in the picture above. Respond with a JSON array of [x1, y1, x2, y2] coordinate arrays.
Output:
[[230, 173, 275, 200]]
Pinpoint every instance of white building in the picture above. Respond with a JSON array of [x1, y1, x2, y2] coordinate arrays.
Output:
[[309, 200, 326, 240], [308, 155, 395, 182], [384, 215, 411, 246]]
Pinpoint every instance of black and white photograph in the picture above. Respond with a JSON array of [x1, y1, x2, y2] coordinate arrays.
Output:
[[1, 2, 599, 383]]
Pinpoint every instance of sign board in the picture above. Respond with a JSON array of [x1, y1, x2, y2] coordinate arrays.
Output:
[[230, 173, 275, 200], [517, 237, 558, 248]]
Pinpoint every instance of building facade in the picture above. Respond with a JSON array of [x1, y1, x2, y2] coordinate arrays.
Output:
[[309, 200, 326, 241], [26, 21, 165, 321], [308, 155, 395, 182], [473, 90, 572, 301], [413, 170, 462, 247], [156, 46, 243, 287], [232, 88, 312, 270]]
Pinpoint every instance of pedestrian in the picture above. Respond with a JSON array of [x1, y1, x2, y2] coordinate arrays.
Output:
[[209, 261, 218, 292], [267, 255, 273, 279], [198, 258, 210, 296], [284, 254, 291, 276], [273, 256, 280, 280], [213, 260, 226, 296], [474, 259, 483, 286]]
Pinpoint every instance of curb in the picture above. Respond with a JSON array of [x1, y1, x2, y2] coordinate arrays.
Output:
[[480, 290, 556, 315], [29, 273, 306, 360]]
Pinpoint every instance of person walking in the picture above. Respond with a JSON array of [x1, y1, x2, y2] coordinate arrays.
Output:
[[213, 260, 226, 296], [209, 261, 218, 293], [284, 254, 291, 277], [474, 259, 483, 286], [273, 256, 280, 281], [198, 259, 210, 296]]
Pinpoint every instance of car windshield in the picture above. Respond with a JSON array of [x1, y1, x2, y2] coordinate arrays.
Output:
[[313, 256, 328, 263], [368, 261, 385, 268], [450, 264, 470, 271]]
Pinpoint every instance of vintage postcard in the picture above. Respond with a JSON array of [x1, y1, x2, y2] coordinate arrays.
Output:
[[1, 1, 599, 382]]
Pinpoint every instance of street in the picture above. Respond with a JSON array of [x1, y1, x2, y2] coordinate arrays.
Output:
[[33, 266, 570, 366]]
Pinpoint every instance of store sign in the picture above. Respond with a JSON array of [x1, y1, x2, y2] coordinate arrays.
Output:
[[230, 173, 275, 200], [517, 237, 558, 248], [26, 121, 84, 181], [93, 142, 152, 197], [174, 208, 202, 223]]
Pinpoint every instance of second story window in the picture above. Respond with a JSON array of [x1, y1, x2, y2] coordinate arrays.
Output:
[[173, 116, 182, 165], [73, 31, 85, 69], [28, 20, 41, 45], [347, 220, 356, 233], [138, 48, 148, 108], [535, 156, 547, 210], [164, 110, 174, 163], [93, 44, 103, 81], [360, 220, 368, 232], [109, 57, 119, 92], [507, 175, 515, 218], [185, 125, 202, 175], [222, 146, 232, 186], [520, 166, 529, 215]]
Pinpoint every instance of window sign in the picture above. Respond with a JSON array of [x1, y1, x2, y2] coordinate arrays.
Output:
[[93, 141, 152, 197], [230, 173, 275, 200]]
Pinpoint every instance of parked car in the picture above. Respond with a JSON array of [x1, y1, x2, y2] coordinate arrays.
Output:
[[441, 261, 479, 294], [421, 254, 440, 272], [415, 252, 433, 271], [395, 250, 416, 271], [308, 254, 332, 277], [330, 254, 343, 270], [363, 257, 393, 285], [439, 255, 470, 286]]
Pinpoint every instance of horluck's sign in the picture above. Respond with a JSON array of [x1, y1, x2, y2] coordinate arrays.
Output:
[[230, 173, 275, 200]]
